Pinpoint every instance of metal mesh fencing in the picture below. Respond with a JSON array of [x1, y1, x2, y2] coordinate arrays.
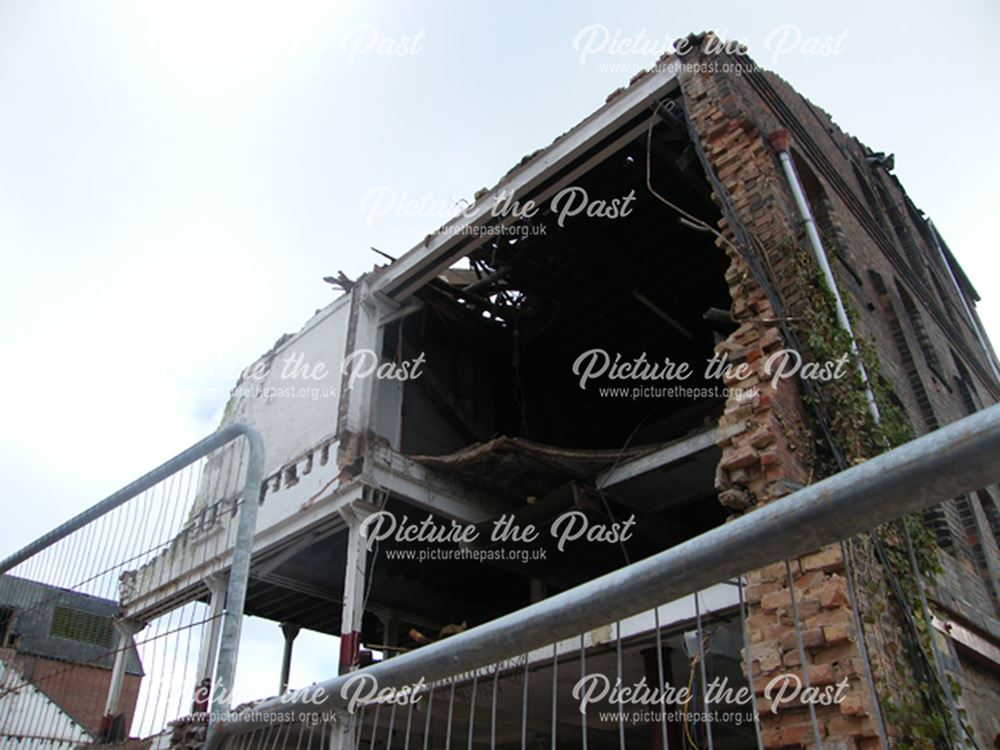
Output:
[[206, 405, 1000, 750], [0, 424, 263, 748]]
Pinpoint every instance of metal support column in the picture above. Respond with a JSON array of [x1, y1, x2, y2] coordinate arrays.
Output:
[[376, 610, 400, 657], [279, 622, 301, 694]]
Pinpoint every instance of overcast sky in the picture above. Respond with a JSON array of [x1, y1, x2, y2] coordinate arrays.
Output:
[[2, 0, 998, 709]]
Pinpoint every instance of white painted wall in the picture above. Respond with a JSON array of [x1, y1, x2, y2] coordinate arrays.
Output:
[[222, 293, 353, 482], [122, 293, 359, 612]]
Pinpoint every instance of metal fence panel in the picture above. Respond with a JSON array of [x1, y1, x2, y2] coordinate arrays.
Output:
[[0, 423, 263, 747], [206, 404, 1000, 750]]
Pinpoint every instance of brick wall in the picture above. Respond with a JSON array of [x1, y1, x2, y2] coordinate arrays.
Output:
[[15, 653, 142, 735], [673, 32, 1000, 748], [957, 656, 1000, 749]]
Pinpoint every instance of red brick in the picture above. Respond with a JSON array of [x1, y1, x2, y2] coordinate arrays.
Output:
[[800, 546, 844, 572]]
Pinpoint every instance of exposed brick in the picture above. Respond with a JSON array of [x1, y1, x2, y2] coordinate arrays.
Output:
[[674, 30, 1000, 750], [720, 443, 758, 470], [822, 622, 853, 645], [761, 588, 792, 613], [817, 576, 849, 609], [808, 662, 836, 685], [826, 715, 872, 738], [780, 627, 825, 651], [801, 547, 845, 572], [838, 692, 866, 717]]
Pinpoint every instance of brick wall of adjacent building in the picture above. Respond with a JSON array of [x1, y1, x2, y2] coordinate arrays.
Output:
[[12, 652, 142, 736], [671, 32, 1000, 749]]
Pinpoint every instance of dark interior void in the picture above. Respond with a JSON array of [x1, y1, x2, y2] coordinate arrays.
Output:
[[355, 469, 727, 643], [240, 110, 737, 657], [350, 612, 756, 750], [344, 111, 734, 641], [385, 109, 734, 456]]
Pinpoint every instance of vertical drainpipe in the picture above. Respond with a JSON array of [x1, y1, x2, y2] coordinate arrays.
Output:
[[769, 130, 965, 746], [768, 130, 880, 425]]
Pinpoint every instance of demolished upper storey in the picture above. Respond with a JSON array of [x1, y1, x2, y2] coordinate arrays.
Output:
[[128, 32, 998, 634]]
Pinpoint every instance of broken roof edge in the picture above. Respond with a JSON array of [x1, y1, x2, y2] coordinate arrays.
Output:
[[361, 26, 991, 319], [730, 43, 987, 311], [229, 291, 354, 392], [366, 54, 685, 303]]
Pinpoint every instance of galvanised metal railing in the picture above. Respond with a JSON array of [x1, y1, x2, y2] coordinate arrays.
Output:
[[0, 422, 263, 747], [204, 404, 1000, 750]]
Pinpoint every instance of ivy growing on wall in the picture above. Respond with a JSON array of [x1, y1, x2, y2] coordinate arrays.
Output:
[[782, 239, 963, 749]]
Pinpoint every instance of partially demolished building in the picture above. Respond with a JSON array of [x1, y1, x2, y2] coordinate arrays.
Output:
[[116, 33, 1000, 749]]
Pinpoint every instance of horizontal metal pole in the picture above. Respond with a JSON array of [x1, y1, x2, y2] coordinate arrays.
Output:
[[0, 422, 264, 576], [206, 403, 1000, 745]]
